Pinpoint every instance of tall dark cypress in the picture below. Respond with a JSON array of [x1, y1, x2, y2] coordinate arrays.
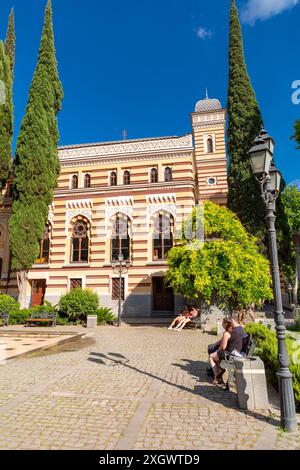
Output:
[[227, 0, 293, 275], [5, 8, 15, 80], [9, 0, 63, 307], [227, 0, 266, 242], [0, 41, 13, 189]]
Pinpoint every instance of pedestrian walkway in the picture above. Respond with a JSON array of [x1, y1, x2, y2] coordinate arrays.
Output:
[[0, 326, 299, 450]]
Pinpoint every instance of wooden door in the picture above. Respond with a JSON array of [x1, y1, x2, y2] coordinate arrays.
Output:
[[152, 277, 174, 312], [31, 280, 46, 307]]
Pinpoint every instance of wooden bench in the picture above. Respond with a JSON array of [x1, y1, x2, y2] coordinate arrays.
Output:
[[0, 313, 9, 327], [26, 311, 56, 327], [220, 333, 256, 391]]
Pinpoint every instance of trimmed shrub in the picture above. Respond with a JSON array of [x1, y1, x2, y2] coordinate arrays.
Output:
[[0, 293, 19, 314], [58, 288, 99, 322], [245, 323, 300, 410], [9, 309, 29, 325], [95, 307, 116, 325]]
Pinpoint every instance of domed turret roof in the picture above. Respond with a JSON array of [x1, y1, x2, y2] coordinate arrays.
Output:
[[195, 97, 222, 113]]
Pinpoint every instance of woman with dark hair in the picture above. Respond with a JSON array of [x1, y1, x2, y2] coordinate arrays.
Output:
[[209, 318, 243, 385]]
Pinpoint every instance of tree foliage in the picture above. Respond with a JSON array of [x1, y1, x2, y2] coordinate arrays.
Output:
[[282, 185, 300, 234], [5, 8, 15, 80], [227, 0, 265, 240], [226, 0, 293, 275], [165, 202, 273, 311], [9, 0, 63, 273], [293, 120, 300, 149], [0, 41, 13, 188]]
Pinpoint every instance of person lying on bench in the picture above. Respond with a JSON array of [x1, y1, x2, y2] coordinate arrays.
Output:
[[168, 305, 191, 330], [209, 318, 243, 385], [173, 306, 199, 331]]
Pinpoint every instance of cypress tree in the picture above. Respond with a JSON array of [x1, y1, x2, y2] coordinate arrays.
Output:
[[5, 8, 15, 80], [0, 41, 13, 189], [227, 0, 266, 241], [9, 0, 63, 307], [227, 0, 293, 275]]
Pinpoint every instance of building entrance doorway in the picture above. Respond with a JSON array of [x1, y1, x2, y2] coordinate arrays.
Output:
[[31, 280, 46, 307], [152, 277, 174, 314]]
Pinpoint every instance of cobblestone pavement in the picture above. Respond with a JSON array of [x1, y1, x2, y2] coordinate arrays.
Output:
[[0, 326, 299, 450]]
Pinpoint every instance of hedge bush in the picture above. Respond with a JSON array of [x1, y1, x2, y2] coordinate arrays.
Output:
[[58, 288, 99, 322], [0, 293, 19, 314], [245, 323, 300, 410], [95, 307, 116, 325]]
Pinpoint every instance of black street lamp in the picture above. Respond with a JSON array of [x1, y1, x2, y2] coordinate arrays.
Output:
[[112, 253, 131, 327], [249, 129, 297, 433]]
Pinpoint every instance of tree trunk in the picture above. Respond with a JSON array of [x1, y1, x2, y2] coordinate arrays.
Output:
[[17, 270, 28, 308]]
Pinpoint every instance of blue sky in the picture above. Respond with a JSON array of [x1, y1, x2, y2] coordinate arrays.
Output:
[[0, 0, 299, 185]]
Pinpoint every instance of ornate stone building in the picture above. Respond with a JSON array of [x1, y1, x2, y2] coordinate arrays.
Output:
[[0, 96, 228, 318]]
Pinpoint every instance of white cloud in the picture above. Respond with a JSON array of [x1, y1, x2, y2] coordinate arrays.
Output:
[[195, 26, 213, 40], [242, 0, 299, 25]]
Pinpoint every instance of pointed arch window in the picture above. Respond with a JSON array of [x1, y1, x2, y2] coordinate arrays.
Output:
[[111, 213, 130, 261], [71, 219, 89, 263], [123, 170, 130, 185], [150, 168, 158, 183], [84, 174, 91, 188], [110, 171, 117, 186], [71, 174, 78, 189], [164, 167, 172, 182], [153, 212, 174, 261], [36, 225, 50, 264], [207, 138, 214, 153]]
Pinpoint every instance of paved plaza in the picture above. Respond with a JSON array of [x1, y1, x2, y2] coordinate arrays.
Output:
[[0, 325, 299, 450]]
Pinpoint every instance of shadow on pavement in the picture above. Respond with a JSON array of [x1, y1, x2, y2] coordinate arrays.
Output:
[[88, 351, 280, 428]]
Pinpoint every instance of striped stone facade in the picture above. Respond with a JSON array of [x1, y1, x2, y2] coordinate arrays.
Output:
[[0, 98, 228, 318]]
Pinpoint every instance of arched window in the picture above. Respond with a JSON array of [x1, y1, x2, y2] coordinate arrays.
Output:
[[150, 168, 158, 183], [207, 138, 214, 153], [71, 174, 78, 189], [153, 212, 174, 261], [71, 219, 89, 263], [164, 167, 172, 182], [123, 170, 130, 185], [36, 225, 50, 264], [111, 213, 130, 261], [110, 171, 117, 186], [84, 174, 91, 188]]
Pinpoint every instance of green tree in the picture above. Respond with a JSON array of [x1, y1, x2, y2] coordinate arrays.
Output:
[[227, 0, 265, 240], [5, 8, 15, 80], [165, 202, 273, 311], [9, 0, 63, 307], [282, 185, 300, 234], [293, 120, 300, 149], [0, 41, 13, 189], [227, 0, 293, 275]]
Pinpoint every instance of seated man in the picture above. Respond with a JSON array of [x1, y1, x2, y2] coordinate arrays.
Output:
[[173, 306, 199, 331], [168, 305, 190, 330]]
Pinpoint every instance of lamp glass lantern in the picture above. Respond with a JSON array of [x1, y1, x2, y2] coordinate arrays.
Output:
[[269, 164, 282, 194], [249, 141, 273, 176]]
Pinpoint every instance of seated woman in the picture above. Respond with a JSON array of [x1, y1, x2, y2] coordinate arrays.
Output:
[[209, 318, 243, 385], [173, 306, 199, 331], [168, 305, 190, 330]]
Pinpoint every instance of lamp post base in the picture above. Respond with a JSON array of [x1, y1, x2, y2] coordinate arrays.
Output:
[[277, 370, 298, 433]]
